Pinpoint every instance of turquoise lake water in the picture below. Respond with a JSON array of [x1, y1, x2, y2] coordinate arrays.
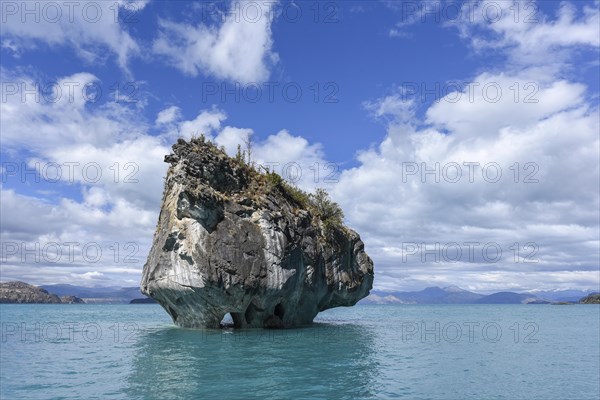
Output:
[[1, 304, 598, 399]]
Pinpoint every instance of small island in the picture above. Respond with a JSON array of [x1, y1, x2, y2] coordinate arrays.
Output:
[[0, 281, 85, 304], [141, 137, 374, 329], [579, 293, 600, 304]]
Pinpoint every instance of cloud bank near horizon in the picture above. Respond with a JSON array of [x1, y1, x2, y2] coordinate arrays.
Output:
[[1, 0, 598, 293]]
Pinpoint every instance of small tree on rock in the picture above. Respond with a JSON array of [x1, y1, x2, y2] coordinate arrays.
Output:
[[309, 188, 344, 233]]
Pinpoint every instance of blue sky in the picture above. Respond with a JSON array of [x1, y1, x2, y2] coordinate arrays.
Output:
[[1, 0, 599, 293]]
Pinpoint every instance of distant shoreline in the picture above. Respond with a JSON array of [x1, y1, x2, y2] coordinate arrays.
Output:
[[2, 280, 598, 305]]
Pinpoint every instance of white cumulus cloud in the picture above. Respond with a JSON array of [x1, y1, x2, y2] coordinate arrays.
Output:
[[153, 0, 279, 83], [0, 0, 148, 73]]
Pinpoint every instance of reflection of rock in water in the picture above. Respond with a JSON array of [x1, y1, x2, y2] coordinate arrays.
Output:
[[141, 138, 374, 329], [124, 324, 379, 398]]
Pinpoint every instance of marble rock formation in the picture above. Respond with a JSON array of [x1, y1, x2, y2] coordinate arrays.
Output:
[[141, 138, 374, 328]]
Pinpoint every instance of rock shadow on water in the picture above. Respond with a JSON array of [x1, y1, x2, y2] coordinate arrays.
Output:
[[123, 323, 380, 399]]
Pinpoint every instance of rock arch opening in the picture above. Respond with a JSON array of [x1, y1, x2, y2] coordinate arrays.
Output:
[[220, 313, 234, 328]]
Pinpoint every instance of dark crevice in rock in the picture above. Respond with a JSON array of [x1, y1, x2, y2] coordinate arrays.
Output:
[[274, 303, 285, 319], [230, 312, 245, 328], [244, 302, 264, 325], [168, 306, 178, 322], [177, 191, 224, 233], [179, 253, 194, 265], [162, 232, 178, 252]]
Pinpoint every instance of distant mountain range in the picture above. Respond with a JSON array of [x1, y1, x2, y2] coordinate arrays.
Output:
[[1, 281, 598, 305], [525, 289, 595, 303], [40, 284, 144, 304], [360, 286, 598, 304]]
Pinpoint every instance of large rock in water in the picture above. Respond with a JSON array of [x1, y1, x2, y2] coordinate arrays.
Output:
[[141, 138, 374, 328]]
